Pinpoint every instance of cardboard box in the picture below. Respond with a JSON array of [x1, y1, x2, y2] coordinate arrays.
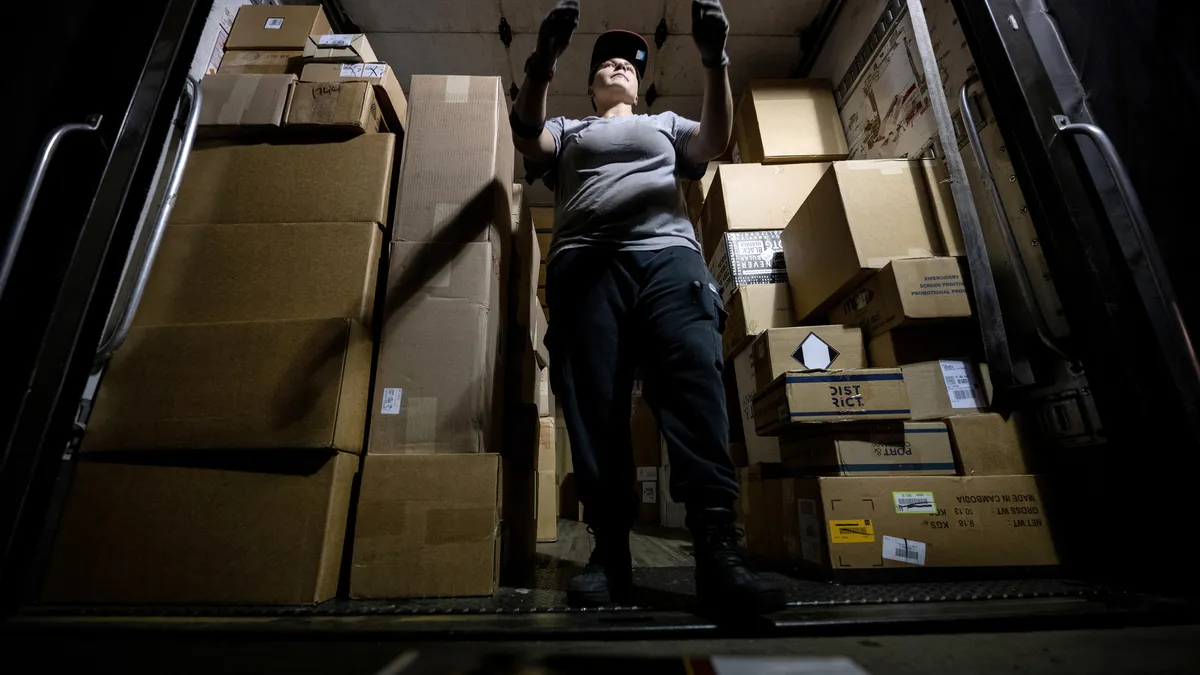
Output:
[[733, 79, 849, 164], [700, 162, 830, 261], [369, 239, 507, 455], [945, 413, 1033, 476], [658, 438, 687, 529], [300, 62, 408, 132], [685, 161, 724, 227], [829, 258, 972, 339], [732, 346, 781, 464], [708, 231, 787, 303], [83, 319, 371, 454], [350, 453, 500, 598], [781, 161, 952, 321], [303, 34, 378, 63], [43, 451, 356, 605], [753, 369, 910, 434], [722, 284, 794, 360], [632, 391, 660, 525], [225, 4, 331, 51], [779, 422, 955, 476], [217, 50, 303, 75], [920, 160, 965, 257], [393, 76, 514, 243], [787, 475, 1059, 575], [902, 360, 990, 420], [173, 134, 396, 225], [867, 323, 980, 367], [750, 326, 865, 391], [532, 206, 554, 258], [285, 81, 384, 133], [536, 417, 558, 542], [198, 74, 295, 130], [743, 463, 787, 564], [133, 222, 382, 327]]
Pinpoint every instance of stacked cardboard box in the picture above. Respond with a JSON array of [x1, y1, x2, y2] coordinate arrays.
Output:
[[44, 6, 403, 605]]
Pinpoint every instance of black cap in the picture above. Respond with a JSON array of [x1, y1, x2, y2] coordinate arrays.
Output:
[[589, 30, 649, 85]]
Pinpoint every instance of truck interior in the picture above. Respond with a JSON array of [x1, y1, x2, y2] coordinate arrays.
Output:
[[2, 0, 1198, 669]]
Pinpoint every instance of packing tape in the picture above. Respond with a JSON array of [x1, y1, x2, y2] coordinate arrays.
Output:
[[444, 76, 470, 103], [865, 251, 935, 268], [842, 160, 907, 175], [405, 397, 438, 443], [221, 75, 266, 124]]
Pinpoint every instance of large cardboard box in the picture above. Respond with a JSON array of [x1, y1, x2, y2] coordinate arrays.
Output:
[[225, 4, 331, 51], [173, 134, 396, 225], [43, 451, 356, 604], [779, 422, 955, 476], [198, 74, 295, 130], [829, 258, 971, 339], [734, 79, 849, 164], [732, 346, 782, 464], [285, 81, 384, 133], [946, 413, 1034, 476], [700, 162, 830, 261], [393, 76, 514, 243], [867, 323, 980, 367], [781, 161, 952, 321], [708, 231, 787, 303], [685, 161, 724, 229], [902, 360, 990, 420], [743, 463, 787, 564], [217, 50, 304, 75], [753, 369, 910, 434], [133, 222, 382, 327], [369, 239, 506, 454], [787, 475, 1059, 576], [83, 319, 372, 454], [350, 454, 500, 598], [303, 34, 378, 63], [631, 390, 660, 525], [749, 326, 865, 391], [722, 284, 794, 360], [301, 62, 408, 132]]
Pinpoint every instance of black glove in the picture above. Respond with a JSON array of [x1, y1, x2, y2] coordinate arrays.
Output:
[[526, 0, 580, 81], [692, 0, 729, 69]]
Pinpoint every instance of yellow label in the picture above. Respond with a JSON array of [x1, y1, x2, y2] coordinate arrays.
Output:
[[829, 519, 875, 543]]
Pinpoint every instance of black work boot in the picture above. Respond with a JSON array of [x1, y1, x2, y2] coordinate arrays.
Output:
[[566, 525, 633, 607], [688, 506, 786, 615]]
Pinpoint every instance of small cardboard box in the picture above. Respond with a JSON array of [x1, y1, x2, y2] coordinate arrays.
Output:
[[301, 62, 408, 132], [303, 33, 378, 63], [198, 73, 295, 130], [217, 50, 303, 75], [781, 161, 953, 322], [83, 319, 372, 454], [700, 162, 830, 261], [901, 360, 990, 420], [732, 346, 781, 464], [753, 369, 910, 434], [631, 390, 660, 525], [734, 79, 849, 164], [133, 222, 381, 328], [285, 81, 384, 133], [43, 451, 356, 605], [787, 475, 1059, 576], [829, 258, 972, 339], [946, 413, 1034, 476], [351, 454, 501, 599], [225, 5, 331, 51], [708, 230, 787, 303], [749, 326, 865, 391], [722, 283, 794, 361], [173, 134, 396, 225], [685, 161, 724, 227], [866, 323, 980, 367], [779, 422, 956, 476]]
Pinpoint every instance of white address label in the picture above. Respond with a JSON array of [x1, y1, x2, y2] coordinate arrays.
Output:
[[263, 17, 284, 29], [380, 387, 403, 415], [362, 63, 386, 78], [319, 34, 354, 47], [641, 481, 657, 503], [882, 535, 927, 565], [940, 359, 984, 409], [339, 63, 364, 77]]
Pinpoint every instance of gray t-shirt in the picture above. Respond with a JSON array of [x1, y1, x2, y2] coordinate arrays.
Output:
[[532, 111, 707, 261]]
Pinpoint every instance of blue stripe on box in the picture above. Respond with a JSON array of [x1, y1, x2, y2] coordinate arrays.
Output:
[[842, 462, 957, 472], [790, 410, 911, 417], [786, 373, 904, 383]]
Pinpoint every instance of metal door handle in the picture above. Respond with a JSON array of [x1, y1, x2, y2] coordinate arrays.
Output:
[[95, 77, 202, 366], [959, 77, 1071, 362], [0, 115, 103, 297]]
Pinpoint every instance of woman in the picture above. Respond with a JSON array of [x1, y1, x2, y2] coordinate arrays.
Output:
[[510, 0, 784, 615]]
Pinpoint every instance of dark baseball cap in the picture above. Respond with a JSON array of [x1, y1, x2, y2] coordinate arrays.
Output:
[[589, 30, 649, 85]]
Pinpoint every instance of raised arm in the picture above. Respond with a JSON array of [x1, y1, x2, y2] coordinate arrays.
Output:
[[684, 0, 733, 164], [511, 1, 579, 162]]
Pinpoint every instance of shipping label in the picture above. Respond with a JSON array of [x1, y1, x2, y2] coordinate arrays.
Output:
[[939, 360, 985, 409], [263, 17, 284, 29], [319, 34, 354, 47], [893, 491, 937, 514], [380, 387, 402, 415], [828, 518, 875, 543], [882, 535, 927, 565], [641, 481, 657, 504]]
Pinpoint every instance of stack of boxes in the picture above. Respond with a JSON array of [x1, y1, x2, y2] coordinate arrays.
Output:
[[43, 4, 400, 604], [707, 80, 1056, 579]]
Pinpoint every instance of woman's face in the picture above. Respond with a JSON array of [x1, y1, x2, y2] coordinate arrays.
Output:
[[591, 58, 638, 106]]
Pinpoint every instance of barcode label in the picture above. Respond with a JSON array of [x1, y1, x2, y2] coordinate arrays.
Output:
[[939, 360, 984, 409], [893, 491, 937, 514], [340, 63, 364, 77], [380, 388, 403, 415], [319, 34, 354, 47], [641, 482, 657, 503], [263, 17, 284, 29], [882, 535, 927, 565]]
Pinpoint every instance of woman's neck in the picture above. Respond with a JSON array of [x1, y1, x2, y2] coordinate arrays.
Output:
[[597, 102, 635, 118]]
